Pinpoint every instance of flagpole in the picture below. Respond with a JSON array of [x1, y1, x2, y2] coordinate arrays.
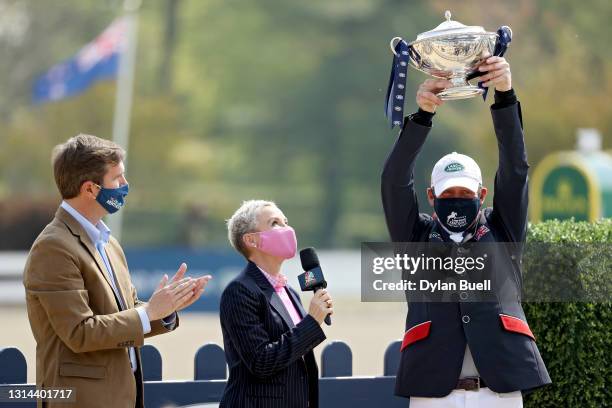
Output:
[[107, 0, 141, 242]]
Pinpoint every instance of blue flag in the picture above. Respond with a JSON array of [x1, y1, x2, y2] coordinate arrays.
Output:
[[32, 18, 127, 104]]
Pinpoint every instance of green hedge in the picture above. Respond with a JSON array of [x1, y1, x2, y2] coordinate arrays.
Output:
[[523, 219, 611, 407]]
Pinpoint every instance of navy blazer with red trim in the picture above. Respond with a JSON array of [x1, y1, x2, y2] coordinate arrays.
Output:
[[381, 101, 551, 398]]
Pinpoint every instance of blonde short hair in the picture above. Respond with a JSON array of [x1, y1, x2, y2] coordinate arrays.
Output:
[[227, 200, 276, 258]]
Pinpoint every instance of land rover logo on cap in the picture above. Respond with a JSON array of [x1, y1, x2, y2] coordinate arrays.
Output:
[[444, 162, 464, 172]]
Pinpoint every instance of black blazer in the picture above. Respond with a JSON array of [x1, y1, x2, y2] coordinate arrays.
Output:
[[219, 261, 326, 408], [382, 101, 551, 397]]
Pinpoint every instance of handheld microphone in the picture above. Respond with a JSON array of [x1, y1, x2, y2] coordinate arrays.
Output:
[[298, 247, 331, 326]]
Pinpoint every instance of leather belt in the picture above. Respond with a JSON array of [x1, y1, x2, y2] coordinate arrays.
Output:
[[456, 377, 487, 391]]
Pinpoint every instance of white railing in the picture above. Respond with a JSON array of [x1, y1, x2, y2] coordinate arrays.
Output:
[[0, 251, 28, 304]]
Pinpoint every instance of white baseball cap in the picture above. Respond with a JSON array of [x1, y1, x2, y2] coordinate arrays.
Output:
[[431, 152, 482, 195]]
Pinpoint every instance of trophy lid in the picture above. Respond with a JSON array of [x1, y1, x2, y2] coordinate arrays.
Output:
[[415, 10, 487, 42]]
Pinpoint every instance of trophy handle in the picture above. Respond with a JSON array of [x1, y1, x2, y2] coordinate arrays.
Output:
[[389, 37, 403, 56], [501, 25, 513, 41]]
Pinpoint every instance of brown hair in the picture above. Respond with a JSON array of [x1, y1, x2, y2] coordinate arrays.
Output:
[[51, 134, 125, 199]]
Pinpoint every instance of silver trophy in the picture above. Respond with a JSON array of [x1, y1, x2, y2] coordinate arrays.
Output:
[[390, 10, 511, 100]]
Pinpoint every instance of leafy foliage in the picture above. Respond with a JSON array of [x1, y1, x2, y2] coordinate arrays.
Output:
[[523, 219, 611, 407]]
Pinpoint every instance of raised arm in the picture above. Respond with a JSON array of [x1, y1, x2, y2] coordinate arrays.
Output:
[[490, 93, 528, 242], [477, 56, 528, 242], [381, 79, 450, 242]]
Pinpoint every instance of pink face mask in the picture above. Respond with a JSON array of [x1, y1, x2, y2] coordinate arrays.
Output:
[[256, 226, 297, 259]]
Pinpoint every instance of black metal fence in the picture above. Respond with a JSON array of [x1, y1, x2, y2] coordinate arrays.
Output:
[[0, 341, 408, 407]]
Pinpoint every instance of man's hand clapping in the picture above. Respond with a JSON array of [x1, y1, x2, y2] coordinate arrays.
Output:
[[144, 263, 212, 321]]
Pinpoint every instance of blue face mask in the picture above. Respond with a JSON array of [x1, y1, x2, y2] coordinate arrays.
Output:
[[94, 183, 129, 214], [434, 197, 481, 234]]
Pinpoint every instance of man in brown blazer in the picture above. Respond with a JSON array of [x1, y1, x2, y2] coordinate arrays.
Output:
[[23, 134, 211, 408]]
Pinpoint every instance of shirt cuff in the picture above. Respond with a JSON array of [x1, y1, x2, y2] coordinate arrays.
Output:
[[161, 312, 177, 330], [493, 88, 517, 107], [408, 109, 435, 127], [136, 306, 152, 334]]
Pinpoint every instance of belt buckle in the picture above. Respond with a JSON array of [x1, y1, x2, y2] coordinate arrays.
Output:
[[466, 376, 480, 391]]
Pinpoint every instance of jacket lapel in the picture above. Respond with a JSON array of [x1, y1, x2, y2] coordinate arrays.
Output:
[[56, 207, 124, 308], [246, 262, 295, 329], [104, 243, 132, 309]]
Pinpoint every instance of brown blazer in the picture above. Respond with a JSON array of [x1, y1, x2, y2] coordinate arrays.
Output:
[[23, 207, 178, 408]]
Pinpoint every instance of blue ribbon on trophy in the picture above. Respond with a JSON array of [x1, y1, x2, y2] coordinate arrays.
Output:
[[385, 24, 513, 129], [470, 26, 513, 101], [385, 38, 411, 129]]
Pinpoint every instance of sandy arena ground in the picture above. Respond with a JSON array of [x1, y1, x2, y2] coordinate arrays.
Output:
[[0, 298, 407, 383]]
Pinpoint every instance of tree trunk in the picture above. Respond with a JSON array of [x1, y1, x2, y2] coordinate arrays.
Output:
[[158, 0, 180, 92]]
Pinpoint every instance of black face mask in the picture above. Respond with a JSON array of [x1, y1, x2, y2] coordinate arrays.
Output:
[[434, 197, 481, 234]]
